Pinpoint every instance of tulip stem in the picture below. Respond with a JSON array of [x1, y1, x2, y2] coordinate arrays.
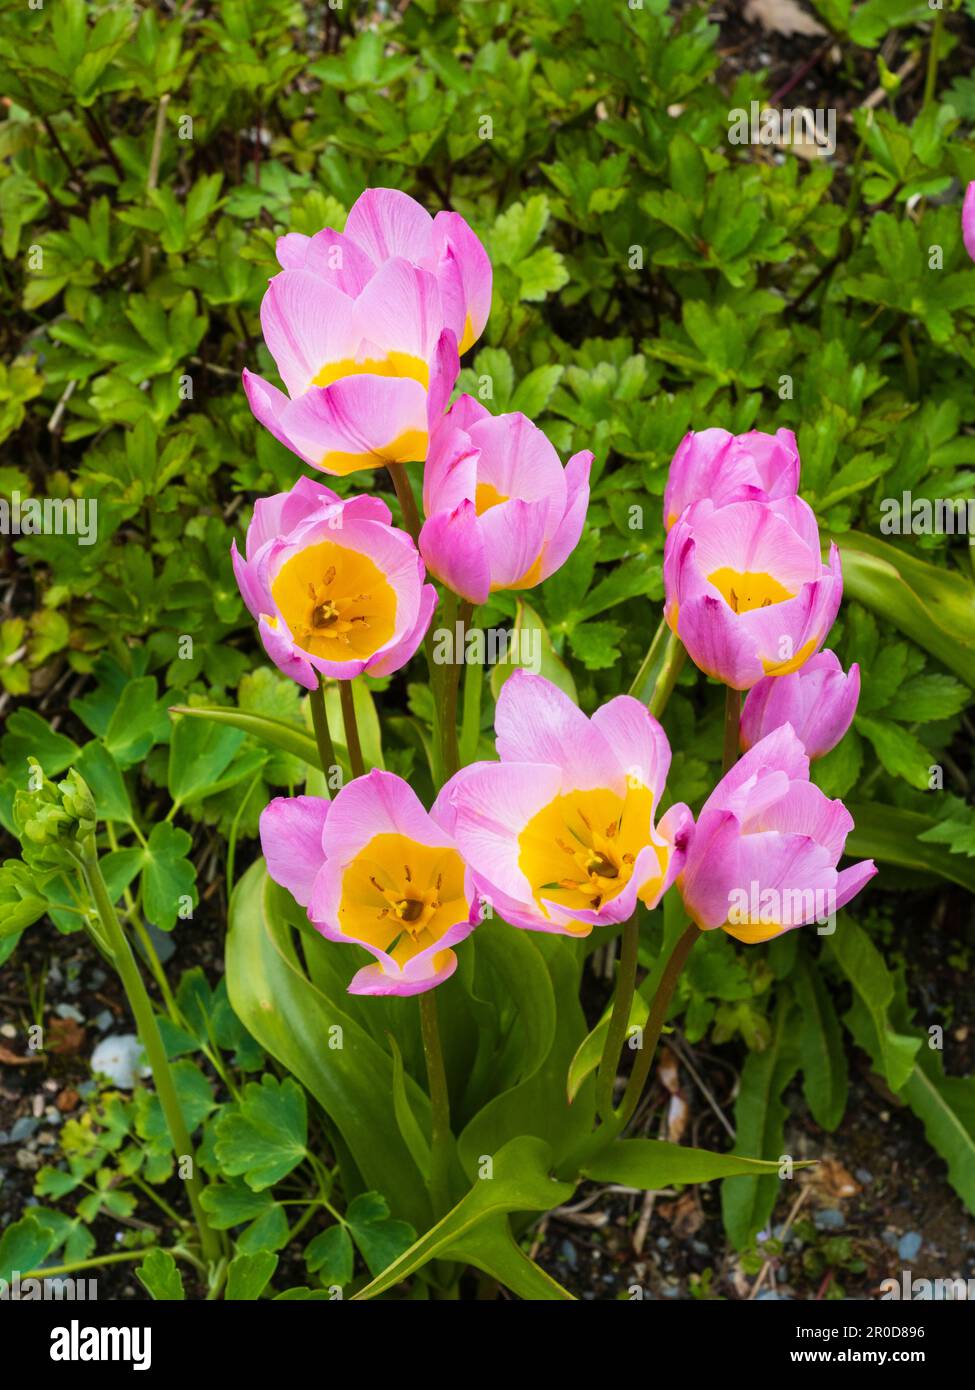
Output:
[[310, 675, 338, 793], [80, 845, 220, 1267], [556, 922, 699, 1180], [386, 462, 422, 544], [437, 594, 466, 782], [613, 922, 699, 1131], [339, 679, 365, 778], [459, 609, 484, 766], [629, 621, 686, 719], [594, 916, 640, 1122], [419, 990, 452, 1220], [722, 686, 741, 776]]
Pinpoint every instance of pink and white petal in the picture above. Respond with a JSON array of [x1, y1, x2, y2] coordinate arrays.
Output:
[[431, 211, 492, 351], [427, 328, 461, 423], [279, 376, 429, 474], [478, 497, 550, 591], [678, 808, 743, 931], [751, 781, 853, 859], [242, 369, 301, 454], [344, 188, 435, 266], [738, 427, 800, 497], [338, 493, 394, 527], [677, 593, 765, 690], [735, 831, 838, 927], [963, 182, 975, 263], [419, 502, 491, 604], [231, 541, 267, 622], [591, 696, 672, 803], [706, 724, 810, 816], [494, 671, 624, 793], [468, 413, 565, 516], [445, 392, 492, 433], [347, 952, 457, 997], [651, 802, 695, 902], [259, 795, 329, 907], [692, 500, 822, 593], [833, 858, 878, 911], [366, 581, 437, 678], [540, 449, 593, 579], [449, 758, 564, 905], [276, 232, 312, 270], [298, 228, 376, 296], [247, 476, 343, 556], [324, 768, 453, 864], [422, 422, 479, 515], [353, 257, 445, 364], [257, 613, 318, 690], [260, 272, 360, 398]]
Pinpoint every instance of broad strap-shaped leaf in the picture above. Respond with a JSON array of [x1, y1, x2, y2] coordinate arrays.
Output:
[[583, 1138, 807, 1187], [793, 951, 848, 1132], [226, 862, 432, 1232], [828, 919, 920, 1091], [720, 1001, 801, 1250], [351, 1136, 575, 1301], [846, 802, 975, 894]]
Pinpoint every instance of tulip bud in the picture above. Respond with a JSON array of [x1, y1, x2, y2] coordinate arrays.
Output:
[[740, 651, 860, 760], [663, 427, 799, 532]]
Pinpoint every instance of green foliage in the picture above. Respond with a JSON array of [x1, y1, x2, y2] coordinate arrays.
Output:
[[1, 0, 973, 1299]]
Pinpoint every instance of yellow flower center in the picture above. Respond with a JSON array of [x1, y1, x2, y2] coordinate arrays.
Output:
[[708, 567, 794, 613], [270, 541, 397, 659], [708, 567, 795, 613], [338, 833, 468, 966], [312, 350, 430, 391], [475, 481, 508, 514], [518, 784, 666, 922]]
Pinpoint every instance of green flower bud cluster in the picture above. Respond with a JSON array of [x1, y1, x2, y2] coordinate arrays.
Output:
[[14, 761, 98, 869]]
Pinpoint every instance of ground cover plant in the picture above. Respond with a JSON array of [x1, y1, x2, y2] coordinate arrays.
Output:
[[1, 0, 974, 1305]]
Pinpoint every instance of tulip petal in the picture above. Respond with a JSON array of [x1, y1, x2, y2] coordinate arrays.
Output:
[[343, 187, 435, 266], [260, 271, 360, 398], [419, 500, 491, 604], [279, 375, 429, 474], [590, 695, 672, 803], [260, 795, 329, 907], [495, 671, 623, 792]]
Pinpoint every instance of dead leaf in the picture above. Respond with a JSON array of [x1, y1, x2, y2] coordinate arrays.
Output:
[[743, 0, 827, 38], [660, 1191, 705, 1239], [56, 1087, 81, 1112], [666, 1093, 690, 1144], [0, 1044, 42, 1066], [806, 1157, 862, 1201], [46, 1017, 86, 1055], [658, 1046, 680, 1094]]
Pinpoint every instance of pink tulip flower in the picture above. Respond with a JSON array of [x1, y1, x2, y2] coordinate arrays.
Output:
[[436, 671, 693, 937], [418, 396, 592, 602], [260, 770, 480, 996], [740, 650, 860, 760], [275, 187, 492, 356], [964, 181, 975, 263], [677, 725, 876, 944], [664, 496, 842, 690], [243, 257, 459, 474], [663, 427, 800, 531], [231, 475, 436, 689]]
